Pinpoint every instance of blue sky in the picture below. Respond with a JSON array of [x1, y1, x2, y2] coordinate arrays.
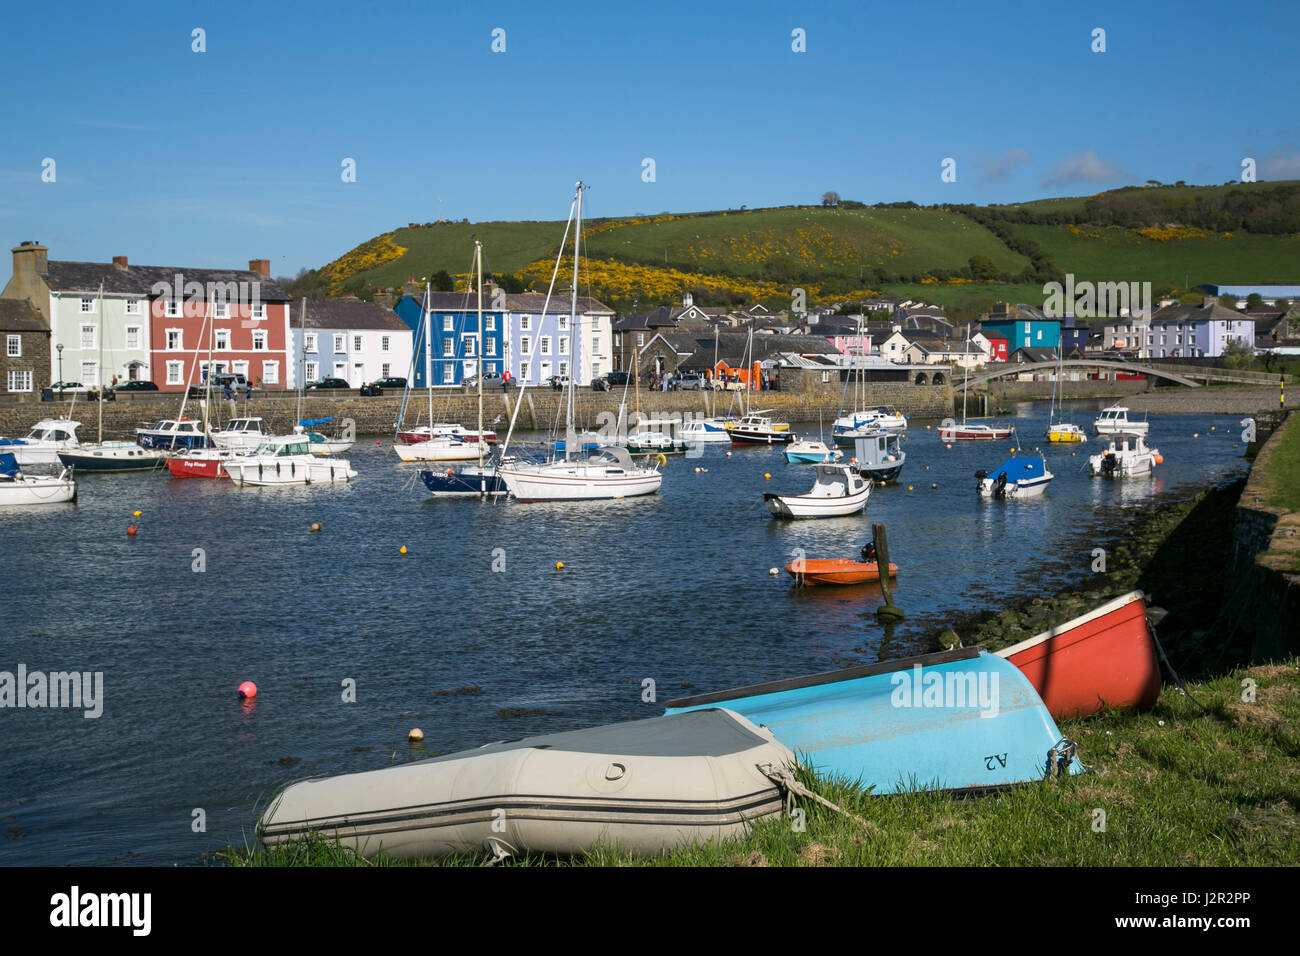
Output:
[[2, 0, 1297, 275]]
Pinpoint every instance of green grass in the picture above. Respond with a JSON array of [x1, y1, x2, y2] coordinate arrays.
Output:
[[581, 206, 1030, 280], [224, 661, 1300, 867], [877, 282, 1046, 310], [1004, 223, 1300, 290], [1263, 417, 1300, 511], [350, 220, 566, 289]]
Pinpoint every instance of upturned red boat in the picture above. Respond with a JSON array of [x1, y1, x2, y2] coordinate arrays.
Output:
[[784, 558, 899, 585], [994, 590, 1161, 719]]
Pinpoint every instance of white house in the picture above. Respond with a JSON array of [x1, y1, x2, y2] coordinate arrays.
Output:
[[290, 298, 414, 388], [502, 293, 614, 387]]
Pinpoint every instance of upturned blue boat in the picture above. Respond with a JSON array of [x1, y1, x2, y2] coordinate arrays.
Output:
[[664, 648, 1082, 794]]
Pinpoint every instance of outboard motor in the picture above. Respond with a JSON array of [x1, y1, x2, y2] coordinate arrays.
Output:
[[994, 471, 1009, 499], [1101, 452, 1117, 477], [974, 468, 988, 494]]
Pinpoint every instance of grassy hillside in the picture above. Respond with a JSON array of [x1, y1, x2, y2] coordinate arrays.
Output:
[[1005, 224, 1300, 290]]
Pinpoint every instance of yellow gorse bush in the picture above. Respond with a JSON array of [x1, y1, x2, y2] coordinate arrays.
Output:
[[320, 232, 408, 294]]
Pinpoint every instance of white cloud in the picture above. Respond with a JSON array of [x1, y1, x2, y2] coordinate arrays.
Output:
[[1042, 149, 1127, 188], [1259, 145, 1300, 179], [974, 148, 1031, 185]]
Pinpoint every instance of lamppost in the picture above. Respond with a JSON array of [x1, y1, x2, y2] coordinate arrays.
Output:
[[56, 343, 63, 399]]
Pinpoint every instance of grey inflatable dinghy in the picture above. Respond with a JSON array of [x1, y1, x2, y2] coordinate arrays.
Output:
[[259, 708, 795, 860]]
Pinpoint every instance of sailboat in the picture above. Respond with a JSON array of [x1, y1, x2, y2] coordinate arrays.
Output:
[[1045, 344, 1086, 443], [58, 282, 165, 473], [289, 299, 355, 455], [420, 241, 510, 497], [938, 324, 1015, 441], [497, 182, 663, 502], [394, 285, 480, 463]]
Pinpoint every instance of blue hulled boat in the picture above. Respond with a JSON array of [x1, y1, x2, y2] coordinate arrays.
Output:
[[664, 648, 1082, 793], [420, 464, 508, 497]]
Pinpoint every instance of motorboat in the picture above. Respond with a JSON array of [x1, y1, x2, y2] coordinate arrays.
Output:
[[763, 463, 870, 518], [784, 438, 842, 464], [939, 421, 1015, 441], [784, 557, 897, 585], [210, 417, 269, 451], [851, 430, 906, 483], [57, 442, 164, 473], [0, 453, 76, 505], [0, 418, 81, 466], [259, 708, 793, 861], [728, 411, 792, 445], [831, 406, 907, 446], [976, 452, 1053, 498], [498, 445, 662, 502], [223, 435, 357, 486], [135, 418, 211, 450], [398, 423, 497, 445], [297, 419, 354, 455], [1045, 423, 1088, 444], [165, 446, 247, 479], [1088, 432, 1162, 478], [1093, 405, 1149, 437], [393, 434, 480, 463], [680, 419, 733, 444], [995, 590, 1161, 720], [664, 649, 1083, 794]]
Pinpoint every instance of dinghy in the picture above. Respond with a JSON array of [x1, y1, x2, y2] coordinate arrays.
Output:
[[976, 452, 1053, 498], [665, 649, 1083, 794], [784, 438, 842, 464], [763, 463, 870, 518], [259, 708, 794, 861], [785, 557, 897, 585], [995, 590, 1161, 719]]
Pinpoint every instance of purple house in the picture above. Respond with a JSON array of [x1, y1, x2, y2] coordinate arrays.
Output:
[[1146, 300, 1255, 358]]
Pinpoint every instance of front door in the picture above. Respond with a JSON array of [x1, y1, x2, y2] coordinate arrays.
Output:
[[334, 362, 347, 380]]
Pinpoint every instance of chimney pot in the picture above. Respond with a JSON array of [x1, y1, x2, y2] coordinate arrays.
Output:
[[11, 241, 49, 276], [249, 258, 270, 277]]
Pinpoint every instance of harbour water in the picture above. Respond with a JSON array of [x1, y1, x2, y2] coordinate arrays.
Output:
[[0, 400, 1251, 864]]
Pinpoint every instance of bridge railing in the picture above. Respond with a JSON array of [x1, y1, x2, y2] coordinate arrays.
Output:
[[1146, 362, 1283, 384]]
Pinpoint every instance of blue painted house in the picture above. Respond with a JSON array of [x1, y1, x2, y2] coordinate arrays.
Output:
[[981, 303, 1061, 351], [393, 291, 506, 388]]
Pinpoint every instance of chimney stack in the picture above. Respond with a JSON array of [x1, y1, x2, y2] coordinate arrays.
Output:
[[113, 255, 128, 270], [403, 278, 420, 296], [371, 289, 394, 309], [248, 258, 270, 277], [11, 241, 49, 277]]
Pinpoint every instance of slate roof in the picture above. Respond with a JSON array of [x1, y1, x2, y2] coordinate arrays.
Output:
[[674, 332, 838, 368], [301, 299, 411, 332], [400, 291, 613, 315], [39, 261, 290, 300], [1149, 302, 1253, 325], [0, 298, 48, 332]]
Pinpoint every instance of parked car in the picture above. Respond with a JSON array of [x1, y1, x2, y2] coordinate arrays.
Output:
[[711, 374, 746, 391], [306, 378, 350, 390], [188, 372, 248, 397], [592, 370, 630, 391], [463, 373, 513, 390], [49, 381, 90, 394], [672, 372, 707, 390], [372, 377, 407, 389], [112, 380, 159, 392], [546, 374, 572, 391]]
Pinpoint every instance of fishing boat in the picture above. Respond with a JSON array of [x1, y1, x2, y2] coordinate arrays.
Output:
[[664, 648, 1083, 793], [1093, 404, 1149, 437], [211, 417, 269, 451], [259, 708, 794, 861], [135, 418, 211, 450], [784, 557, 897, 585], [0, 453, 76, 505], [784, 438, 842, 464], [680, 418, 732, 444], [398, 423, 496, 445], [729, 411, 793, 445], [976, 452, 1053, 498], [852, 429, 906, 483], [223, 434, 357, 486], [1088, 432, 1162, 478], [763, 463, 870, 518], [496, 183, 662, 503], [0, 418, 81, 466], [995, 590, 1160, 719]]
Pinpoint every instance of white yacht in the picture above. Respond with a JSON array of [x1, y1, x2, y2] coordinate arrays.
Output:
[[1089, 433, 1162, 478], [1093, 405, 1149, 437], [223, 435, 357, 486], [0, 418, 81, 466], [763, 463, 870, 518]]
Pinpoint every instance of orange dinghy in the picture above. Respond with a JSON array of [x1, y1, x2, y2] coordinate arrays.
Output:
[[994, 590, 1161, 719], [785, 558, 899, 586]]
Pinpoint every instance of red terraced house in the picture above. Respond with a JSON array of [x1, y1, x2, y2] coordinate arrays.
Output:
[[149, 259, 293, 391]]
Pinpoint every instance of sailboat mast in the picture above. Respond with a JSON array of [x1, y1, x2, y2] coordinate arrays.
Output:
[[424, 283, 433, 430], [962, 323, 971, 424], [297, 297, 307, 427], [475, 241, 484, 470], [97, 281, 104, 444], [203, 297, 213, 437], [564, 182, 583, 461]]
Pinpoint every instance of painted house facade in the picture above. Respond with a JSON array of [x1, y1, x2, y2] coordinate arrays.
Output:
[[292, 298, 414, 389], [0, 298, 50, 400], [1132, 301, 1256, 358], [392, 292, 506, 388], [2, 243, 292, 391], [980, 303, 1061, 351], [504, 293, 613, 388]]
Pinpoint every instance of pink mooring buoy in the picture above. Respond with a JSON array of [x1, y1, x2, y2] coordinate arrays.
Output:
[[237, 681, 258, 699]]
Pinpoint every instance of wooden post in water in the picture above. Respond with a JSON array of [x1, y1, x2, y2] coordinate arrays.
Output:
[[873, 521, 904, 622]]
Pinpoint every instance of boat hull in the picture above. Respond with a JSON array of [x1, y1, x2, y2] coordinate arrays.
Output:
[[259, 709, 794, 860], [420, 467, 508, 497], [939, 425, 1014, 441], [398, 428, 496, 445], [784, 558, 898, 585], [730, 429, 793, 445], [665, 649, 1083, 793], [996, 591, 1160, 719], [57, 445, 164, 472], [499, 465, 662, 501], [763, 487, 870, 518], [394, 440, 479, 462], [978, 474, 1052, 498], [224, 456, 357, 486], [0, 476, 76, 505]]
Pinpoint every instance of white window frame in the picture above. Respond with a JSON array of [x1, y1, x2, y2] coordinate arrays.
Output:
[[251, 302, 266, 320], [559, 315, 568, 331], [165, 299, 182, 318], [6, 335, 20, 358], [442, 364, 455, 384], [381, 363, 391, 377], [333, 334, 345, 353], [443, 339, 455, 357], [636, 332, 645, 347], [520, 361, 530, 380], [80, 324, 96, 350], [166, 361, 183, 386], [520, 315, 531, 332], [559, 361, 568, 377], [353, 335, 363, 352], [125, 298, 142, 316], [305, 361, 318, 381], [81, 361, 99, 387], [381, 335, 390, 352], [559, 335, 569, 355], [124, 326, 141, 350], [443, 316, 454, 332], [541, 337, 551, 356], [464, 336, 477, 357], [166, 328, 183, 351], [252, 330, 267, 351], [485, 316, 496, 332], [520, 336, 531, 355], [486, 338, 497, 356], [80, 296, 95, 314], [7, 369, 32, 392], [213, 301, 230, 320], [215, 329, 230, 351], [304, 332, 317, 353], [261, 360, 279, 385]]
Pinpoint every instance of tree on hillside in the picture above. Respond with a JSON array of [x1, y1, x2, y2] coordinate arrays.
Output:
[[821, 191, 841, 208], [968, 254, 999, 280], [1274, 298, 1290, 312], [431, 270, 455, 292], [1246, 293, 1264, 310], [1219, 294, 1239, 309]]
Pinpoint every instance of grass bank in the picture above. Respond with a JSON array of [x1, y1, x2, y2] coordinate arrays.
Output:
[[224, 660, 1300, 867]]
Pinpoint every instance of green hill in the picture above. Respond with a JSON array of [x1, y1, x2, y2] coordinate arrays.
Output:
[[294, 181, 1300, 313]]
